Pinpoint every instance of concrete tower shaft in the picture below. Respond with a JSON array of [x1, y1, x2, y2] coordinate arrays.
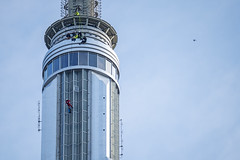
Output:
[[41, 1, 120, 160]]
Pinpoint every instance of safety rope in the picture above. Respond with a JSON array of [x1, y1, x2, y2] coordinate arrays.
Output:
[[65, 7, 86, 44]]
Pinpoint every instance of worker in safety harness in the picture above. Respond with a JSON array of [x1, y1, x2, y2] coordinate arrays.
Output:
[[71, 32, 78, 41], [70, 32, 87, 43], [66, 100, 73, 113], [72, 7, 81, 41], [75, 6, 80, 16], [66, 6, 87, 43]]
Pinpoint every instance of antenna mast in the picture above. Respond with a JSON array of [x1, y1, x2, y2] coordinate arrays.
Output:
[[38, 101, 42, 132], [60, 0, 101, 18], [61, 0, 68, 17], [120, 119, 124, 158]]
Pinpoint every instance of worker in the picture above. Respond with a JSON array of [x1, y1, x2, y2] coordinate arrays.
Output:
[[66, 33, 71, 39], [81, 36, 87, 44], [77, 32, 87, 44], [66, 100, 73, 113], [71, 32, 78, 41], [78, 32, 83, 39], [75, 11, 80, 16], [75, 6, 81, 16]]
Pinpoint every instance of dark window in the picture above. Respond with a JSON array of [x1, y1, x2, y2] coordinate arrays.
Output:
[[79, 52, 88, 65], [70, 52, 78, 66], [53, 57, 59, 72], [47, 62, 53, 77], [44, 68, 47, 81], [116, 70, 119, 80], [89, 53, 97, 67], [61, 54, 68, 69], [97, 55, 106, 70]]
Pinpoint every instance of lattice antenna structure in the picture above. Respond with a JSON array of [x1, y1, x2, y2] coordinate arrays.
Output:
[[61, 0, 68, 17], [120, 119, 124, 158], [93, 0, 101, 18], [38, 100, 42, 132], [60, 0, 101, 18]]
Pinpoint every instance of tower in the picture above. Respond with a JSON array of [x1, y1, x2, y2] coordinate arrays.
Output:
[[41, 0, 120, 160]]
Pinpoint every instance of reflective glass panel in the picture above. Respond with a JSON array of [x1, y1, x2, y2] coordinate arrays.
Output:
[[61, 54, 68, 69], [97, 55, 106, 70], [83, 143, 87, 153], [79, 52, 88, 65], [47, 62, 53, 77], [83, 154, 87, 160], [70, 52, 78, 66], [89, 53, 97, 67], [44, 68, 47, 81], [53, 57, 59, 72], [106, 59, 111, 74], [112, 65, 116, 79]]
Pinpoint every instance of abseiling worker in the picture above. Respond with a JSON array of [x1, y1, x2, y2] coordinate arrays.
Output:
[[66, 100, 73, 113], [71, 32, 78, 41]]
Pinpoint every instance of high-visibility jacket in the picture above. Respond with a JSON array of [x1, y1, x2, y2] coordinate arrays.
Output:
[[74, 34, 78, 39]]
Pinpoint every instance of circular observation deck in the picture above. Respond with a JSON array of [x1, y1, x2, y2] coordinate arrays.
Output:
[[44, 16, 118, 49]]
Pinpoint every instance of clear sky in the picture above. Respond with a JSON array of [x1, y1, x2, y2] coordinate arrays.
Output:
[[0, 0, 240, 160]]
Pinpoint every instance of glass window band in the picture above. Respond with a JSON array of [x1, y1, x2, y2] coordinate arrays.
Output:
[[44, 52, 119, 82]]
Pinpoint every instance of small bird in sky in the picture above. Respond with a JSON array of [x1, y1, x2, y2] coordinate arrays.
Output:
[[193, 39, 197, 42]]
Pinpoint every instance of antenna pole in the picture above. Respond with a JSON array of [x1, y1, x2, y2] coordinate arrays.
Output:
[[120, 119, 123, 158], [60, 0, 102, 18], [38, 100, 42, 132]]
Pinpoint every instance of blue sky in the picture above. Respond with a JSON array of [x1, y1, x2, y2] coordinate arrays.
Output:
[[0, 0, 240, 159]]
